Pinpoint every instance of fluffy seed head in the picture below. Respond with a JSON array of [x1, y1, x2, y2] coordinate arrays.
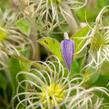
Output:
[[77, 6, 109, 68], [13, 56, 109, 109]]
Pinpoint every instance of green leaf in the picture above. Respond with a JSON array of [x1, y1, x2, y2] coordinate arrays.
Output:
[[71, 60, 80, 74], [97, 0, 107, 9], [72, 26, 90, 38], [8, 57, 21, 94], [75, 7, 98, 22], [71, 26, 90, 53], [0, 27, 7, 41], [84, 67, 100, 85], [38, 37, 63, 61], [0, 70, 13, 105], [0, 71, 7, 89], [99, 61, 109, 76], [16, 18, 30, 36], [19, 61, 30, 71]]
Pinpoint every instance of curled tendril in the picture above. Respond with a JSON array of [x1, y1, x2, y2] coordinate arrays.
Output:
[[75, 6, 109, 68], [22, 0, 87, 35], [13, 55, 109, 109], [0, 9, 32, 58]]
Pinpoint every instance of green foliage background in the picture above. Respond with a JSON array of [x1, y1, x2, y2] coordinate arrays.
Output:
[[0, 0, 109, 109]]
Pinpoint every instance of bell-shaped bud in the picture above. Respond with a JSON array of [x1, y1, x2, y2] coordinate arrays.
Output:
[[61, 39, 75, 72]]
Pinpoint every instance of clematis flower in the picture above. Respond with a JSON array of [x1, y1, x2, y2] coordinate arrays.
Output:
[[34, 0, 87, 20], [31, 0, 87, 30], [13, 56, 109, 109], [61, 37, 75, 72], [0, 10, 29, 56], [77, 6, 109, 68]]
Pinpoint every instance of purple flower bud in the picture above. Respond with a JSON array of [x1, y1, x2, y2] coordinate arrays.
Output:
[[61, 39, 75, 72]]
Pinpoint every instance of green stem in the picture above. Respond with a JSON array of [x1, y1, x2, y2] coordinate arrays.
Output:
[[81, 45, 90, 73], [29, 24, 40, 60], [25, 13, 40, 61]]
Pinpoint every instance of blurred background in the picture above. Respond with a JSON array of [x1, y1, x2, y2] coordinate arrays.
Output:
[[0, 0, 109, 109]]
